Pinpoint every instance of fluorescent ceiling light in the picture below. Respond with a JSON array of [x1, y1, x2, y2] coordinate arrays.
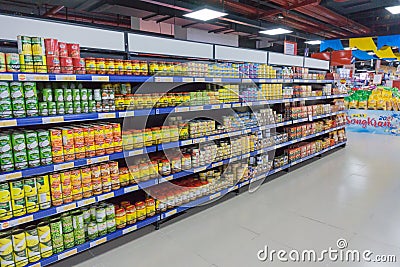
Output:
[[184, 8, 228, 21], [386, 5, 400, 14], [259, 28, 293, 35], [367, 52, 375, 55], [305, 40, 322, 45]]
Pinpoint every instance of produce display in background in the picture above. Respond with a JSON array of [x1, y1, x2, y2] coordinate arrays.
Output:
[[345, 87, 400, 111]]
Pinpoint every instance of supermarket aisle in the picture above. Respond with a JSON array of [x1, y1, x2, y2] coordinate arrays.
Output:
[[61, 132, 400, 267]]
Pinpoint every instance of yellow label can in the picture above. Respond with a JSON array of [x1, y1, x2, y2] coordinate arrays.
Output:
[[0, 231, 14, 267], [25, 226, 41, 263], [11, 229, 28, 267], [37, 223, 52, 258]]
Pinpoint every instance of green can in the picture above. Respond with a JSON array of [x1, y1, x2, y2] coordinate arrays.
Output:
[[96, 206, 106, 223], [87, 222, 98, 240], [80, 89, 88, 102], [88, 100, 96, 113], [90, 206, 97, 221], [73, 228, 85, 245], [11, 98, 26, 118], [0, 132, 14, 171], [54, 89, 64, 102], [0, 99, 12, 118], [105, 204, 115, 220], [25, 225, 41, 263], [9, 82, 23, 99], [73, 101, 81, 114], [81, 101, 89, 113], [82, 208, 91, 224], [25, 131, 40, 167], [27, 148, 40, 168], [37, 130, 50, 149], [13, 150, 28, 170], [47, 102, 56, 116], [64, 102, 73, 114], [61, 213, 74, 234], [87, 89, 93, 101], [97, 221, 107, 236], [72, 211, 84, 230], [62, 232, 75, 249], [41, 88, 52, 102], [0, 82, 10, 100], [63, 89, 72, 102], [49, 218, 64, 254], [25, 98, 38, 117], [106, 218, 116, 233], [38, 102, 48, 116], [72, 89, 80, 102], [39, 147, 52, 165], [56, 102, 65, 115], [23, 82, 37, 99]]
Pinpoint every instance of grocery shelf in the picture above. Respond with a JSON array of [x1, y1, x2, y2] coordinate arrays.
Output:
[[0, 178, 158, 230], [0, 98, 348, 128], [0, 72, 334, 84], [24, 215, 159, 267], [0, 146, 157, 182]]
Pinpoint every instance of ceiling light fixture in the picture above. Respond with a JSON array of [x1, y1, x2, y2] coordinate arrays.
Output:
[[184, 8, 228, 21], [305, 40, 322, 45], [385, 5, 400, 14], [277, 14, 284, 19], [367, 52, 375, 55], [259, 28, 293, 35]]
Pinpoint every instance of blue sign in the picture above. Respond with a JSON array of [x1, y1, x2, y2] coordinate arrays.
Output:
[[346, 109, 400, 136]]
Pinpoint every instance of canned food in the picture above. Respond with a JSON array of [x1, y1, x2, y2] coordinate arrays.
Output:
[[11, 228, 28, 267], [62, 231, 75, 249], [0, 98, 12, 119], [82, 208, 91, 224], [47, 102, 56, 116], [0, 183, 12, 221], [0, 133, 14, 172], [6, 53, 20, 72], [96, 206, 106, 223], [61, 213, 74, 233], [39, 146, 53, 165], [37, 222, 53, 258], [38, 102, 48, 116], [97, 221, 107, 236], [64, 101, 73, 114], [31, 37, 45, 56], [49, 173, 62, 206], [25, 225, 41, 263], [20, 54, 34, 72], [87, 222, 98, 240], [0, 231, 14, 267], [107, 218, 116, 233], [0, 53, 6, 72], [56, 101, 65, 115], [36, 175, 51, 210], [49, 218, 64, 254], [41, 88, 52, 102], [72, 211, 84, 230], [73, 101, 81, 114], [25, 194, 39, 214], [73, 228, 85, 245]]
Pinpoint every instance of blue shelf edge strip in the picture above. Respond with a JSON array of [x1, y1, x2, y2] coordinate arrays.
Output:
[[0, 73, 335, 84], [0, 126, 346, 230], [21, 141, 346, 267]]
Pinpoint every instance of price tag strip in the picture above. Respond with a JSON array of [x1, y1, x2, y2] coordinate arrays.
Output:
[[124, 185, 139, 193], [0, 119, 17, 127], [97, 192, 115, 201]]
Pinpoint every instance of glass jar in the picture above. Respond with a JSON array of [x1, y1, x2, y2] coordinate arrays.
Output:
[[179, 123, 189, 140], [167, 193, 175, 209], [171, 157, 182, 173], [159, 159, 171, 176], [115, 208, 126, 229], [105, 59, 115, 75], [123, 60, 132, 75], [150, 160, 159, 178], [129, 165, 139, 184], [139, 163, 149, 181], [132, 130, 144, 148], [132, 60, 140, 75], [126, 205, 136, 225], [156, 195, 167, 213], [95, 58, 106, 74], [115, 95, 125, 110], [145, 198, 156, 217], [149, 61, 158, 75], [151, 127, 161, 145], [140, 61, 148, 75], [170, 125, 179, 142], [114, 60, 124, 75], [119, 167, 130, 187], [161, 126, 171, 144], [143, 129, 154, 147], [85, 57, 96, 74], [182, 154, 192, 170], [135, 201, 146, 221], [122, 130, 133, 150]]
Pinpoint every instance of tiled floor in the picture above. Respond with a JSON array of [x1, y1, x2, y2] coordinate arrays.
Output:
[[59, 132, 400, 267]]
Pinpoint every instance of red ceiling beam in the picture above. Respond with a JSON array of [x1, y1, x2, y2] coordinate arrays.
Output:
[[43, 5, 64, 17], [285, 0, 321, 10]]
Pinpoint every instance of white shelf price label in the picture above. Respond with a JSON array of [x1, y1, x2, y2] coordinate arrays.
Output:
[[155, 77, 173, 82], [195, 78, 205, 82], [129, 149, 144, 157], [56, 203, 76, 213], [211, 105, 220, 109], [58, 248, 78, 260], [92, 76, 109, 82], [0, 172, 22, 182], [56, 75, 76, 81], [14, 215, 34, 227], [120, 111, 135, 117], [97, 192, 115, 201], [0, 74, 13, 81], [223, 104, 231, 109], [182, 77, 193, 82], [194, 166, 207, 173], [77, 198, 96, 207], [54, 162, 74, 171], [98, 113, 116, 119], [232, 103, 241, 108], [42, 116, 64, 124], [175, 107, 190, 113], [242, 79, 252, 83], [165, 209, 177, 218], [213, 78, 222, 83], [90, 237, 107, 248], [122, 225, 138, 235], [87, 155, 109, 165], [212, 162, 223, 168], [124, 185, 139, 193], [228, 185, 238, 192], [160, 176, 173, 183], [210, 192, 221, 200], [180, 140, 192, 146], [0, 119, 17, 127], [190, 106, 203, 111]]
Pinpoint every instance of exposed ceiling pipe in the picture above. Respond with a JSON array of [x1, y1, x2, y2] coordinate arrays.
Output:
[[43, 5, 64, 17], [49, 13, 132, 29]]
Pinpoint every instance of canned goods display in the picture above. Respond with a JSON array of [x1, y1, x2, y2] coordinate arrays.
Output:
[[11, 228, 28, 267], [25, 225, 41, 263]]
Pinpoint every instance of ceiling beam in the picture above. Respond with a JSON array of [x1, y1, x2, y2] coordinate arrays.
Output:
[[156, 15, 173, 23], [142, 13, 159, 20]]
